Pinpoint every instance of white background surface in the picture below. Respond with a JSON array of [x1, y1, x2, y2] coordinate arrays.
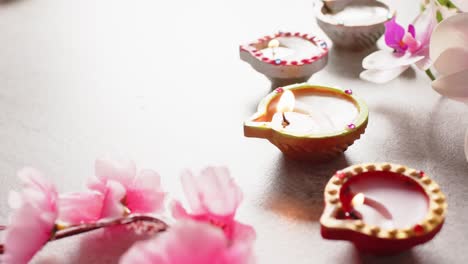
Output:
[[0, 0, 467, 263]]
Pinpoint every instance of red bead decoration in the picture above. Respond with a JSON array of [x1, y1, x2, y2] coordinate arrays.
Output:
[[336, 172, 346, 179], [413, 224, 424, 234], [419, 171, 425, 178]]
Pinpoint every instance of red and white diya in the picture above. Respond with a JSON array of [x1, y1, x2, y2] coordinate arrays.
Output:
[[320, 163, 447, 255], [239, 32, 329, 87]]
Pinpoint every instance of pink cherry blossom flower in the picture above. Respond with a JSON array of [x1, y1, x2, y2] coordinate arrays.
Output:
[[360, 4, 437, 83], [58, 158, 165, 225], [3, 168, 58, 264], [171, 166, 255, 244], [429, 12, 468, 162], [120, 220, 255, 264]]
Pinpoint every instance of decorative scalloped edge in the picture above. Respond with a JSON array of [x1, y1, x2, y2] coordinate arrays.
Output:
[[321, 163, 447, 240], [239, 31, 329, 66], [244, 83, 368, 139]]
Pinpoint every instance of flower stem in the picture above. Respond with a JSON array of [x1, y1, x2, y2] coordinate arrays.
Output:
[[0, 215, 167, 255], [425, 69, 436, 81], [53, 214, 168, 240]]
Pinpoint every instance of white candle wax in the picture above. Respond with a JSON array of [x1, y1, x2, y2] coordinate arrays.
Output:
[[324, 4, 389, 26], [271, 93, 358, 134], [260, 37, 323, 61], [349, 175, 428, 229]]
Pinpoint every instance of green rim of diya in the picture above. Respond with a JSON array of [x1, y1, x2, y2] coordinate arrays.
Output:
[[244, 83, 369, 139]]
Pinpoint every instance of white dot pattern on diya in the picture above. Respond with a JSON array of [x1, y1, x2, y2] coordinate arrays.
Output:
[[239, 32, 328, 66], [321, 163, 447, 240]]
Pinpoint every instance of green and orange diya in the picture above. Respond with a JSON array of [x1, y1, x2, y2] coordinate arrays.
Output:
[[244, 83, 368, 161]]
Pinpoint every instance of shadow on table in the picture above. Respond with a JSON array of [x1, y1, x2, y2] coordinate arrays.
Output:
[[262, 154, 349, 222], [326, 46, 378, 80], [0, 0, 25, 5], [348, 249, 422, 264]]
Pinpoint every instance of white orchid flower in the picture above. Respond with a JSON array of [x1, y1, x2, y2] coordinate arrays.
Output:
[[430, 13, 468, 162]]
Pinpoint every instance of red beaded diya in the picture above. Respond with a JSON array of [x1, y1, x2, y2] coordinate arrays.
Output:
[[320, 163, 447, 255], [239, 32, 329, 87], [244, 83, 368, 162]]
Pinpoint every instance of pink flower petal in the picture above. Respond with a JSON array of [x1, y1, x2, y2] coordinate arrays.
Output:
[[171, 200, 191, 219], [180, 169, 204, 213], [402, 32, 420, 53], [232, 222, 256, 245], [120, 220, 253, 264], [126, 169, 165, 214], [384, 17, 407, 53], [95, 158, 136, 186], [197, 167, 243, 217], [432, 68, 468, 103], [413, 46, 432, 70], [58, 191, 104, 224], [362, 50, 424, 70], [430, 13, 468, 64], [452, 0, 468, 12], [100, 180, 127, 218], [433, 47, 468, 76], [3, 169, 58, 264], [412, 2, 437, 48], [359, 66, 410, 84]]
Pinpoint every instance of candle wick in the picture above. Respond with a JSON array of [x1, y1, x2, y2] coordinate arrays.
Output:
[[281, 112, 290, 128], [345, 210, 362, 220]]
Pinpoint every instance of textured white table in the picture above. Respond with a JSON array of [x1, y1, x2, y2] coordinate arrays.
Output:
[[0, 0, 467, 263]]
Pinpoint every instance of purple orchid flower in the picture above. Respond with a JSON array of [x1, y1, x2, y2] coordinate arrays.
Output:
[[385, 18, 420, 54], [360, 4, 437, 83]]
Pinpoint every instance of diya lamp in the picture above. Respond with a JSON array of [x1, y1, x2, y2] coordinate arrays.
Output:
[[239, 32, 329, 88], [320, 163, 447, 255], [244, 83, 368, 162], [315, 0, 395, 50]]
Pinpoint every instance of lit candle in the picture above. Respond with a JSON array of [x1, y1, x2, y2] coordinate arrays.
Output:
[[244, 83, 368, 161], [260, 37, 322, 62], [240, 32, 329, 87], [345, 176, 428, 230], [270, 88, 358, 135], [321, 163, 447, 255]]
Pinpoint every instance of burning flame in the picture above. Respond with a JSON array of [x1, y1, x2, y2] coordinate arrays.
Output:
[[268, 39, 280, 49], [351, 193, 365, 207], [276, 90, 295, 113]]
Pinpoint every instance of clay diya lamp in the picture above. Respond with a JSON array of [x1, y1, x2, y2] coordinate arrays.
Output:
[[314, 0, 395, 50], [244, 83, 368, 162], [239, 32, 329, 88], [320, 163, 447, 255]]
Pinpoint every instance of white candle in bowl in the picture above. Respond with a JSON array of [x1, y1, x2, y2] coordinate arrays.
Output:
[[324, 3, 390, 26], [347, 173, 429, 229], [261, 37, 323, 61], [271, 90, 358, 134]]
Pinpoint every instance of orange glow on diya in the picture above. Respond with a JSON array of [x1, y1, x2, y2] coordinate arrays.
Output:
[[244, 83, 368, 161], [320, 163, 447, 255]]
